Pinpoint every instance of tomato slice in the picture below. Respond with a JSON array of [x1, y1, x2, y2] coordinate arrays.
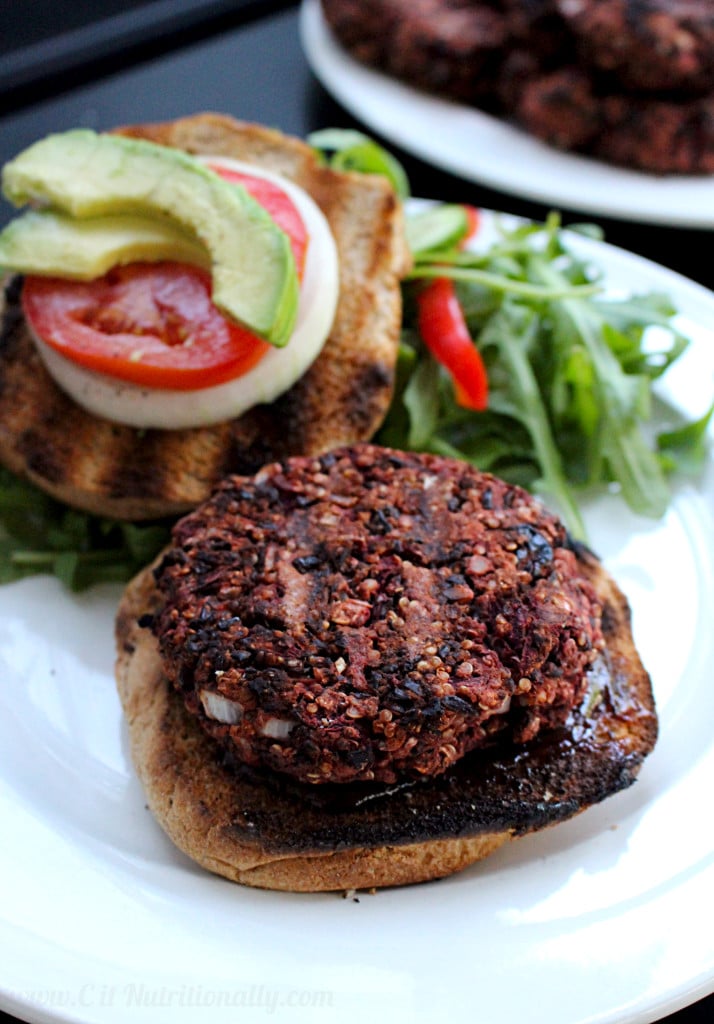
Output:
[[21, 167, 307, 391], [23, 263, 273, 390]]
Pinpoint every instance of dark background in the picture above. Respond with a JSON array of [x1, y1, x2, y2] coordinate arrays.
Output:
[[1, 0, 711, 292], [0, 4, 712, 1024]]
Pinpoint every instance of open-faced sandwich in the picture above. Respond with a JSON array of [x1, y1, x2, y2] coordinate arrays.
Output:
[[0, 114, 663, 894], [115, 443, 658, 892], [0, 113, 410, 520]]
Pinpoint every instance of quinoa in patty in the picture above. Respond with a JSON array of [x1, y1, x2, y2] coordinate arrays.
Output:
[[149, 444, 605, 785]]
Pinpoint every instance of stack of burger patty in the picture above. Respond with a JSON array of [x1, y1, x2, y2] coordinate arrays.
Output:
[[321, 0, 714, 174]]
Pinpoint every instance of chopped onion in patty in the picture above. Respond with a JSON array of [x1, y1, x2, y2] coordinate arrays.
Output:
[[200, 690, 243, 724]]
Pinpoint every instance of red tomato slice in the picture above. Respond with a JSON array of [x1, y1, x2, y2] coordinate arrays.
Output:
[[23, 263, 273, 390], [21, 167, 307, 391]]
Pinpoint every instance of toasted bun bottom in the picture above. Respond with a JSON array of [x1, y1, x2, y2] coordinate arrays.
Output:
[[115, 546, 657, 892]]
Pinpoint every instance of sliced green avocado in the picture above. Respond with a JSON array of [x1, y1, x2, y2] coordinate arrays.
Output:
[[1, 130, 299, 347], [0, 208, 208, 279]]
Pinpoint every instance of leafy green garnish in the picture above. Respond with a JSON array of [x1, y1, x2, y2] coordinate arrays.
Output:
[[307, 128, 410, 199], [404, 205, 469, 254], [379, 209, 712, 539], [658, 403, 714, 474], [0, 467, 169, 590]]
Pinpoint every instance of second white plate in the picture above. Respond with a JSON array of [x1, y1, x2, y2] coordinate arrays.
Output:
[[300, 0, 714, 228]]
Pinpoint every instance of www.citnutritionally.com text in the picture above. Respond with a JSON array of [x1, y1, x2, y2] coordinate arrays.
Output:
[[9, 983, 335, 1014]]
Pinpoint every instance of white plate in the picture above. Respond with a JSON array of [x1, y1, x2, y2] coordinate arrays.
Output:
[[1, 212, 714, 1024], [300, 0, 714, 228]]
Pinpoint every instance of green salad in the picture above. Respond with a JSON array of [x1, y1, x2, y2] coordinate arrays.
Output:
[[381, 206, 712, 540]]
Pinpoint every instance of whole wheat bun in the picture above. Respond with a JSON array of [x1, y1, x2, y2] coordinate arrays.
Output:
[[0, 113, 410, 520], [115, 544, 657, 892]]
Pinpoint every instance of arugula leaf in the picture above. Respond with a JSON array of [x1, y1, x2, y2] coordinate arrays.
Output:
[[308, 128, 410, 199], [531, 258, 672, 518], [404, 205, 469, 254], [0, 467, 169, 591], [657, 402, 714, 475], [479, 301, 587, 536], [403, 351, 442, 449]]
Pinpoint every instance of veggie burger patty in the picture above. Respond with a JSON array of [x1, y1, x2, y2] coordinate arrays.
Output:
[[150, 443, 604, 786]]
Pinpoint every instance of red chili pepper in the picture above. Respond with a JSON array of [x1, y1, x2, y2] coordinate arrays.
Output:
[[416, 276, 488, 412]]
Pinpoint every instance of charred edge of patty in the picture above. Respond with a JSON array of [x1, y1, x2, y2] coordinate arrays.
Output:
[[150, 444, 608, 786], [214, 647, 654, 853]]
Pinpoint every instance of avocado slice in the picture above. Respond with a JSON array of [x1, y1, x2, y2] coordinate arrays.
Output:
[[1, 130, 299, 347], [0, 208, 208, 280]]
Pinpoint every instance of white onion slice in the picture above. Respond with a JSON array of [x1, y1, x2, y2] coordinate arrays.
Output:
[[199, 690, 243, 725], [30, 157, 340, 429], [260, 717, 296, 740]]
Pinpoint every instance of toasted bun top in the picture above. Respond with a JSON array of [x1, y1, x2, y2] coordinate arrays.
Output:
[[0, 113, 410, 519]]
